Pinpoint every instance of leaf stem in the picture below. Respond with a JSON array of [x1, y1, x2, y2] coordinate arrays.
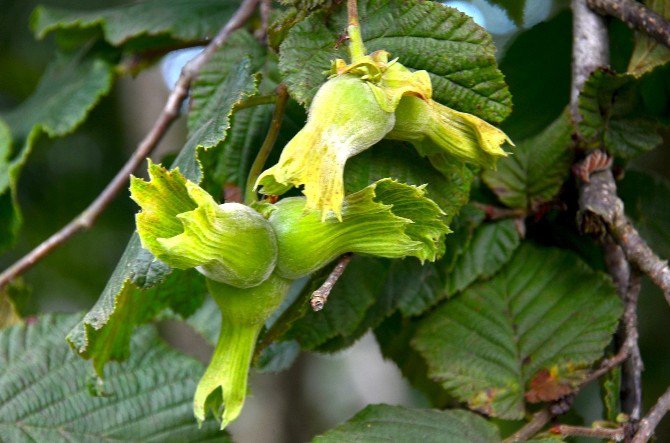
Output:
[[0, 0, 262, 292], [347, 0, 366, 61], [244, 83, 289, 204]]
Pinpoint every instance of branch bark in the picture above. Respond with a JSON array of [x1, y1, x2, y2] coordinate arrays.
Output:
[[588, 0, 670, 49], [504, 409, 553, 443], [0, 0, 261, 291], [310, 253, 353, 311], [633, 386, 670, 442], [578, 164, 670, 305], [605, 240, 643, 420], [550, 424, 625, 440]]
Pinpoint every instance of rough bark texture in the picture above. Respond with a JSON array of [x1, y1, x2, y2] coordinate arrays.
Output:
[[589, 0, 670, 49]]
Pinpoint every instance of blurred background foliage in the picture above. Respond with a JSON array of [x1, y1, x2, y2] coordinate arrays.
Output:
[[1, 0, 670, 441]]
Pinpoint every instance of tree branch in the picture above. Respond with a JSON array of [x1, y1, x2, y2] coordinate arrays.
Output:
[[578, 161, 670, 305], [504, 409, 553, 443], [633, 386, 670, 442], [0, 0, 261, 291], [310, 253, 353, 311], [588, 0, 670, 50], [605, 240, 643, 420], [550, 424, 625, 440]]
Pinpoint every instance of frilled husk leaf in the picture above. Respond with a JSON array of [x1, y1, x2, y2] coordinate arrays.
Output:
[[387, 95, 513, 169], [263, 178, 450, 279], [255, 74, 395, 220], [130, 161, 277, 288]]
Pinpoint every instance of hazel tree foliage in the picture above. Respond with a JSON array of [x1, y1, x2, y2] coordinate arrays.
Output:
[[2, 0, 670, 441]]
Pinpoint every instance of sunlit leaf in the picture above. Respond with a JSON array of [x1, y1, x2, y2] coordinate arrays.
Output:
[[413, 243, 622, 419], [279, 0, 512, 123]]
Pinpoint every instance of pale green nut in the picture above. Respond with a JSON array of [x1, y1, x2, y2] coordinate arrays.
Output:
[[130, 161, 277, 288], [263, 178, 450, 279], [255, 74, 396, 221]]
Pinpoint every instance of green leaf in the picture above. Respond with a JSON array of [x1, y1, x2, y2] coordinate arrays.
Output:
[[68, 52, 261, 373], [412, 243, 622, 419], [32, 0, 241, 48], [619, 170, 670, 259], [443, 219, 521, 297], [0, 53, 114, 250], [179, 57, 262, 183], [356, 218, 520, 322], [486, 0, 527, 26], [578, 69, 663, 159], [279, 0, 512, 123], [67, 266, 208, 376], [0, 314, 229, 441], [313, 404, 500, 443], [482, 112, 573, 209], [627, 0, 670, 76]]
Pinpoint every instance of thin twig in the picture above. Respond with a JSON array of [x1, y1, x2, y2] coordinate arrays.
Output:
[[310, 253, 352, 311], [550, 424, 625, 441], [632, 386, 670, 442], [244, 83, 289, 204], [605, 240, 643, 420], [579, 267, 640, 387], [0, 0, 261, 291], [588, 0, 670, 50], [504, 409, 553, 443]]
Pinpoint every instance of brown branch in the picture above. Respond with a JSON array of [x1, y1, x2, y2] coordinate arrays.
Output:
[[578, 160, 670, 305], [504, 409, 553, 443], [550, 424, 625, 440], [605, 240, 643, 420], [0, 0, 261, 292], [633, 386, 670, 442], [579, 264, 640, 388], [310, 253, 352, 311], [588, 0, 670, 50]]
